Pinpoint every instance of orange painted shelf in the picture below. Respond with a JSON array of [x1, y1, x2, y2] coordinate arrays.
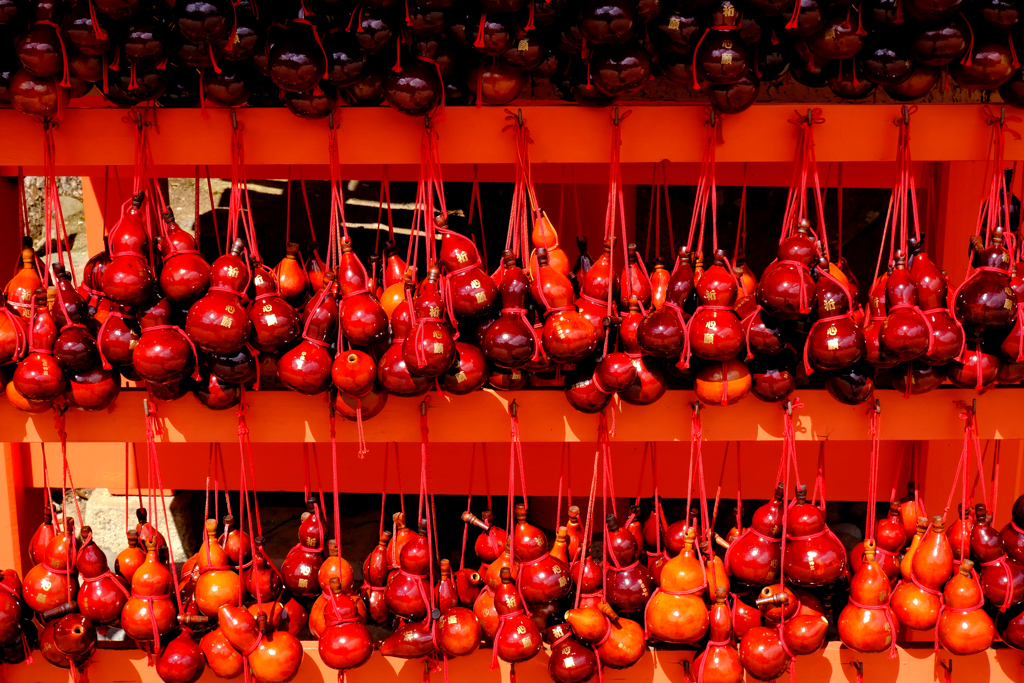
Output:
[[0, 104, 1018, 180], [2, 642, 1019, 683], [0, 388, 1014, 444]]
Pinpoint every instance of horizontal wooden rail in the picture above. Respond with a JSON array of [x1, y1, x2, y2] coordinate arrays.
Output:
[[2, 642, 1019, 683], [0, 389, 1011, 444], [0, 105, 1017, 178]]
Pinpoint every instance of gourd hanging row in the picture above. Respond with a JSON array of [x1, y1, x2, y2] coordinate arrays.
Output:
[[2, 107, 1022, 416], [4, 395, 1024, 683]]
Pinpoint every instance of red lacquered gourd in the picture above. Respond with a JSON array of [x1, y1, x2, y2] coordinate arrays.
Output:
[[694, 358, 752, 406], [618, 243, 652, 310], [5, 245, 42, 317], [114, 529, 145, 585], [194, 520, 241, 617], [1001, 495, 1024, 564], [783, 485, 846, 586], [121, 539, 175, 642], [482, 251, 537, 368], [274, 242, 310, 308], [473, 587, 499, 640], [441, 341, 488, 394], [435, 605, 482, 658], [565, 601, 645, 668], [383, 526, 430, 620], [806, 258, 865, 371], [133, 297, 197, 384], [724, 483, 784, 586], [879, 253, 930, 362], [279, 276, 338, 395], [157, 627, 206, 683], [185, 239, 252, 354], [96, 303, 139, 368], [534, 248, 598, 363], [0, 293, 27, 366], [756, 220, 818, 320], [379, 618, 435, 658], [692, 589, 743, 683], [249, 264, 301, 353], [937, 559, 995, 655], [970, 505, 1024, 607], [337, 238, 388, 347], [200, 628, 244, 679], [12, 289, 64, 401], [620, 296, 669, 405], [50, 265, 96, 372], [436, 215, 498, 319], [646, 528, 709, 643], [361, 531, 390, 624], [101, 193, 156, 306], [686, 251, 743, 363], [739, 626, 789, 681], [247, 615, 304, 683], [911, 515, 953, 594], [838, 541, 895, 652], [637, 246, 695, 358], [403, 265, 456, 377], [575, 238, 620, 332], [158, 209, 210, 304], [891, 517, 941, 630], [24, 519, 78, 614], [378, 274, 431, 396], [29, 505, 56, 566], [0, 569, 22, 646], [512, 504, 548, 562], [948, 504, 974, 562], [281, 501, 325, 599], [519, 526, 572, 606], [245, 536, 283, 603], [319, 578, 373, 674], [604, 515, 654, 613], [75, 526, 128, 625], [547, 623, 599, 683], [331, 349, 376, 398], [529, 208, 571, 280], [947, 343, 1001, 389], [493, 567, 542, 664], [955, 227, 1017, 334], [596, 351, 638, 392], [566, 365, 611, 414]]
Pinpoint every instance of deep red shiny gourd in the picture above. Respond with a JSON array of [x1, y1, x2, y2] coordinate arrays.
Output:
[[185, 239, 252, 354], [620, 298, 668, 406], [575, 237, 616, 335], [437, 215, 499, 319], [637, 246, 695, 358], [724, 483, 784, 586], [755, 220, 817, 320], [879, 253, 929, 362], [337, 238, 389, 347], [133, 296, 195, 383], [279, 274, 339, 395], [12, 289, 65, 401], [158, 210, 210, 304], [402, 265, 456, 377], [249, 264, 301, 353], [955, 227, 1017, 334], [482, 251, 537, 368], [687, 251, 743, 363], [101, 193, 156, 307]]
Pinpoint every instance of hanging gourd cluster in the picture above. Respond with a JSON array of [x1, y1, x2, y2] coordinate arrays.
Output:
[[2, 0, 1024, 118], [2, 102, 1024, 417], [3, 406, 1024, 683]]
